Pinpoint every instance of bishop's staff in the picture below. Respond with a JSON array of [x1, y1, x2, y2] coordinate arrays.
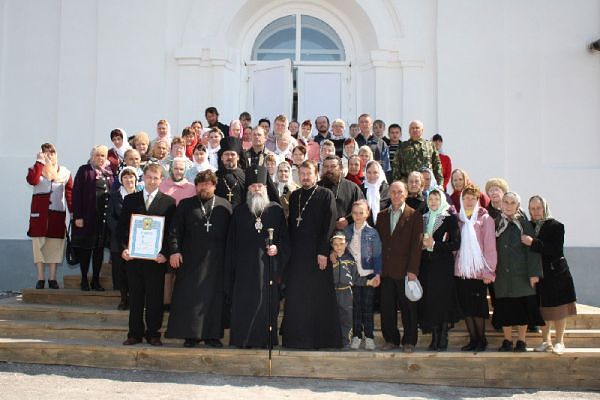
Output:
[[266, 228, 275, 377]]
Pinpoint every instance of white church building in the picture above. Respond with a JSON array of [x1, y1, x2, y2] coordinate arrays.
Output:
[[1, 0, 599, 303]]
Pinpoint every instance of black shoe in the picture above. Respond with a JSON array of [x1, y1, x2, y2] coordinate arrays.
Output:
[[183, 339, 198, 348], [428, 327, 440, 351], [475, 337, 488, 352], [117, 298, 129, 310], [437, 324, 449, 351], [80, 279, 90, 291], [204, 339, 223, 348], [514, 340, 527, 352], [48, 280, 59, 289], [461, 340, 477, 351], [527, 325, 539, 333], [35, 280, 45, 289], [498, 339, 513, 352], [90, 278, 105, 291]]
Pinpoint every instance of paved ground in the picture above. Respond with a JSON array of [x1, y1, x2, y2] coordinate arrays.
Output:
[[0, 362, 598, 400]]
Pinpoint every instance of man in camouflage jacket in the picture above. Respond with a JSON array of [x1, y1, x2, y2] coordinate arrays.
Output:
[[392, 120, 443, 184]]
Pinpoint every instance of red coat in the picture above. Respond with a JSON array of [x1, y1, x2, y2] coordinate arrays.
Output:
[[439, 154, 452, 191], [26, 162, 73, 238]]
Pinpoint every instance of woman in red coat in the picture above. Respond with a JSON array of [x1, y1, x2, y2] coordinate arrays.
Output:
[[26, 143, 73, 289]]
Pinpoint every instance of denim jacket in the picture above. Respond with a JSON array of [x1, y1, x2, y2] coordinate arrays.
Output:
[[344, 223, 383, 275]]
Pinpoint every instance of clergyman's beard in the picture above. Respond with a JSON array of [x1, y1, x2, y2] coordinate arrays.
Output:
[[247, 190, 270, 215], [322, 170, 341, 185]]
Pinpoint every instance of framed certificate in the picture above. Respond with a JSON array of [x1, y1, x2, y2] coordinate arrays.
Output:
[[127, 214, 165, 260]]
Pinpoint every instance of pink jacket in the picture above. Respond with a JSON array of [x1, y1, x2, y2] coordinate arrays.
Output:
[[159, 178, 195, 205], [454, 207, 497, 281]]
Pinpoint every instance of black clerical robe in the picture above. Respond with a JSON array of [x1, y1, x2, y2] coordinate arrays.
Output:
[[165, 195, 232, 340], [318, 178, 364, 223], [281, 185, 342, 349], [216, 167, 281, 209], [224, 202, 290, 348]]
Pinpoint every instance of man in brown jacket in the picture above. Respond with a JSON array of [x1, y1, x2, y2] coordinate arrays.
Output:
[[375, 181, 423, 352]]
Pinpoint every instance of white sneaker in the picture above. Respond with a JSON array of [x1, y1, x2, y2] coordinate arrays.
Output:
[[553, 342, 565, 355], [365, 338, 376, 350], [534, 342, 553, 352], [350, 336, 362, 350]]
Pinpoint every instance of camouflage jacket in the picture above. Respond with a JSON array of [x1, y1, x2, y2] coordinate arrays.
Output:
[[392, 138, 443, 183]]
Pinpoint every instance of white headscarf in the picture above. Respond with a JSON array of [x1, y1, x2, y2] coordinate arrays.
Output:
[[113, 128, 131, 160], [363, 160, 387, 224], [456, 197, 492, 278]]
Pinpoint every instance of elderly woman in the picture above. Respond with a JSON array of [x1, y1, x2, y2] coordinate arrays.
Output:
[[276, 161, 299, 218], [331, 118, 346, 157], [345, 154, 364, 186], [454, 183, 497, 351], [406, 171, 428, 215], [361, 160, 389, 226], [419, 187, 461, 351], [168, 137, 193, 171], [133, 131, 156, 170], [107, 128, 130, 176], [493, 192, 544, 352], [274, 133, 293, 165], [521, 196, 577, 355], [450, 169, 489, 212], [26, 143, 73, 289], [485, 177, 509, 220], [107, 167, 138, 309], [72, 145, 114, 291]]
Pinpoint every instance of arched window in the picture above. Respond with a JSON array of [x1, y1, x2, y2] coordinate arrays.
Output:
[[252, 15, 345, 62]]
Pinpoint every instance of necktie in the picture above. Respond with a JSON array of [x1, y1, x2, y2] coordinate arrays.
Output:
[[145, 193, 153, 210]]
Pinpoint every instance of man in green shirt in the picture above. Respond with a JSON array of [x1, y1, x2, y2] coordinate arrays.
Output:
[[392, 120, 443, 184]]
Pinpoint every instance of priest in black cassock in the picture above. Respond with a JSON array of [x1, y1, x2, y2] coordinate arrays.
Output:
[[165, 170, 232, 348], [318, 155, 364, 230], [281, 159, 342, 349], [225, 166, 290, 348], [216, 136, 280, 209]]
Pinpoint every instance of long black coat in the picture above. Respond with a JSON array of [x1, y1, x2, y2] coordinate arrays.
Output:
[[530, 219, 577, 307]]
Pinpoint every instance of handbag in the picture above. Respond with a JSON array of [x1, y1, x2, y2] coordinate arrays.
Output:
[[548, 257, 569, 275], [65, 221, 79, 267], [405, 276, 423, 302]]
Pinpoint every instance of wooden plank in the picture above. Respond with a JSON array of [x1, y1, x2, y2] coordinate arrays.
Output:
[[63, 275, 114, 290], [21, 289, 120, 306]]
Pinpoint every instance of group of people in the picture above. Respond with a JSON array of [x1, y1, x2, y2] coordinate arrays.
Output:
[[26, 107, 577, 354]]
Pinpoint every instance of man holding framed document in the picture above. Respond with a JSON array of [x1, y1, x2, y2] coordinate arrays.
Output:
[[118, 163, 176, 346]]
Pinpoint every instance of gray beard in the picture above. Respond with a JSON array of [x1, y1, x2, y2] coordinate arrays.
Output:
[[247, 190, 270, 215]]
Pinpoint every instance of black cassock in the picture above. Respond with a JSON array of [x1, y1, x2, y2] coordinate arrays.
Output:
[[281, 186, 342, 349], [165, 195, 232, 340], [225, 202, 290, 348], [318, 178, 364, 223], [216, 167, 281, 209]]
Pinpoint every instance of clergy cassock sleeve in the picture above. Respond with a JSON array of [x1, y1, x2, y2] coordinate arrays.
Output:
[[318, 189, 338, 257], [168, 201, 186, 255]]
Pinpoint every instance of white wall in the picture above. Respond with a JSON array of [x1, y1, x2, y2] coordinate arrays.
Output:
[[1, 0, 599, 247]]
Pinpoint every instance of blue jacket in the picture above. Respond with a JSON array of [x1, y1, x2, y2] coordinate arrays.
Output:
[[344, 223, 383, 275]]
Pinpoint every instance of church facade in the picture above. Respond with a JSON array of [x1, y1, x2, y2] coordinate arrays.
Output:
[[1, 0, 599, 303]]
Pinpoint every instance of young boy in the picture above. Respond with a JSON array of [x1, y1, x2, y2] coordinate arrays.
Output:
[[344, 200, 382, 350], [330, 231, 357, 348]]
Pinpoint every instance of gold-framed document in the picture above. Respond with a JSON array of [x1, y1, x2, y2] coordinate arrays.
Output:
[[127, 214, 165, 260]]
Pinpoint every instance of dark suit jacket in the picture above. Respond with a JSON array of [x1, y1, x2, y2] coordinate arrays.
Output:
[[117, 190, 176, 267], [375, 204, 423, 280]]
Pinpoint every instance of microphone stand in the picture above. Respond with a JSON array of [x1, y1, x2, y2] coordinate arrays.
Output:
[[266, 228, 274, 377]]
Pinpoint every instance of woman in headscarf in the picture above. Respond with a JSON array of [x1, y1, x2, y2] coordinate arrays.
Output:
[[26, 143, 73, 289], [345, 154, 364, 187], [150, 119, 172, 148], [182, 126, 198, 160], [229, 119, 243, 140], [185, 144, 215, 182], [341, 138, 358, 175], [72, 145, 114, 291], [454, 183, 497, 352], [361, 160, 389, 226], [449, 168, 489, 212], [419, 186, 461, 351], [206, 128, 223, 171], [493, 192, 545, 352], [107, 166, 139, 309], [275, 161, 299, 218], [107, 128, 131, 176], [521, 196, 577, 355]]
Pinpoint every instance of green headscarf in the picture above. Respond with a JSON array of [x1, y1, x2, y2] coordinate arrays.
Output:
[[425, 186, 449, 236]]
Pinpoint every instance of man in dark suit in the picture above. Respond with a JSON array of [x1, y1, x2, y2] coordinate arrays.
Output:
[[375, 181, 423, 353], [118, 163, 176, 346]]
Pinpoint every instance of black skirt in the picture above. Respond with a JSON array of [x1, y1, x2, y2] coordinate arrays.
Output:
[[456, 278, 489, 319], [538, 269, 577, 308], [492, 295, 545, 328]]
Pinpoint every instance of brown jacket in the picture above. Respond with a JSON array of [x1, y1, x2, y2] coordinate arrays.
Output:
[[375, 204, 423, 280]]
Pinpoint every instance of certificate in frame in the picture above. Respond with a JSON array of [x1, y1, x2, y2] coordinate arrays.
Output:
[[127, 214, 165, 260]]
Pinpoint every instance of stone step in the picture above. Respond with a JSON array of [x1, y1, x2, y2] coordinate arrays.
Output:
[[63, 275, 114, 290], [21, 288, 120, 306], [0, 337, 597, 390], [0, 318, 599, 349], [12, 294, 600, 330]]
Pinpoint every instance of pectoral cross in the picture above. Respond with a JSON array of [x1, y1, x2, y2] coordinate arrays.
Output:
[[295, 216, 302, 227], [226, 191, 233, 202], [204, 221, 212, 232]]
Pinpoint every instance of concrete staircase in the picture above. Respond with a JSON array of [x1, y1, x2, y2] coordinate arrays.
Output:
[[1, 263, 599, 390]]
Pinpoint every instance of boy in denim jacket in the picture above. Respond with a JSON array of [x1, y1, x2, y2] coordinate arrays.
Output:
[[344, 199, 383, 350], [330, 231, 357, 348]]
